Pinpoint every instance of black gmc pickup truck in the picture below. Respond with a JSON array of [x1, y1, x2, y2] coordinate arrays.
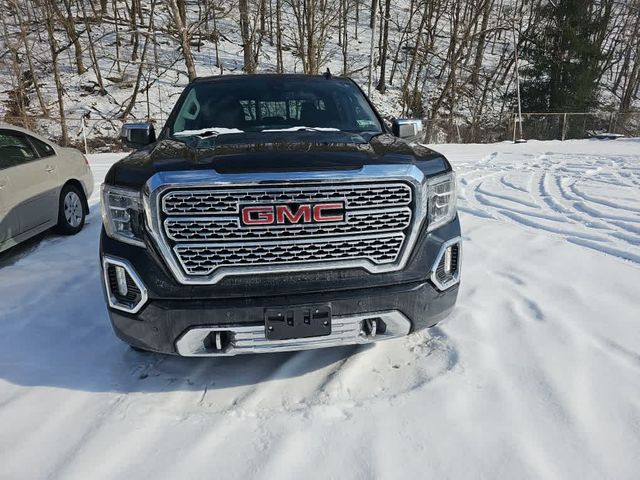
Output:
[[100, 74, 461, 356]]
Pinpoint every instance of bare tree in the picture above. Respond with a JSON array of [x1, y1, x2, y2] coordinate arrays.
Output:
[[288, 0, 339, 74], [52, 0, 86, 75], [120, 0, 157, 119], [43, 0, 69, 145], [276, 0, 283, 73], [375, 0, 391, 92], [12, 1, 49, 115], [79, 0, 107, 95], [239, 0, 256, 72], [1, 0, 638, 146], [168, 0, 198, 81]]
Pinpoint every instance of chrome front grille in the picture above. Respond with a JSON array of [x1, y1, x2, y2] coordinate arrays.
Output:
[[145, 166, 426, 285]]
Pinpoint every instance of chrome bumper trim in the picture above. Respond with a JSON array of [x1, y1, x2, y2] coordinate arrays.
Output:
[[174, 310, 412, 356], [430, 236, 462, 291], [102, 255, 149, 314]]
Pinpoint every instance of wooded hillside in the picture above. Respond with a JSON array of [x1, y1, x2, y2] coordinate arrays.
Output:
[[1, 0, 639, 144]]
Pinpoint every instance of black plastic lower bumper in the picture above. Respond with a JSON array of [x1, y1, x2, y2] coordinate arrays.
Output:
[[106, 279, 459, 354]]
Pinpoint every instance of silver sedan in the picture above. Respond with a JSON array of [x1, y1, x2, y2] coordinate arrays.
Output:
[[0, 124, 94, 252]]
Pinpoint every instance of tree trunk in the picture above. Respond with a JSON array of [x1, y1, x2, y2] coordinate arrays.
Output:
[[169, 0, 197, 80], [212, 6, 223, 74], [45, 1, 69, 145], [355, 0, 359, 39], [375, 0, 391, 92], [113, 0, 122, 73], [80, 0, 106, 95], [342, 0, 349, 74], [260, 0, 267, 35], [16, 5, 49, 115], [401, 4, 429, 112], [239, 0, 255, 72], [367, 0, 377, 95], [129, 0, 140, 61], [276, 0, 283, 73], [120, 2, 155, 119], [58, 0, 86, 75]]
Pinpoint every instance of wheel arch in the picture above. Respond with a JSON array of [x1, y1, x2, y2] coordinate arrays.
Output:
[[61, 179, 90, 215]]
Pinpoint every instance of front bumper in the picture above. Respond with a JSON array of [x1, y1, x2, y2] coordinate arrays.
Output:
[[100, 217, 462, 356], [174, 311, 414, 356], [105, 278, 459, 355]]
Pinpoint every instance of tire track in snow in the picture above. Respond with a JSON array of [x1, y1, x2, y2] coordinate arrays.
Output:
[[570, 182, 640, 214], [456, 150, 640, 264], [476, 184, 541, 209], [500, 174, 529, 193]]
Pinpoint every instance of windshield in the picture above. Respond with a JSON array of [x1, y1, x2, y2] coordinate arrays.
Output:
[[167, 76, 383, 140]]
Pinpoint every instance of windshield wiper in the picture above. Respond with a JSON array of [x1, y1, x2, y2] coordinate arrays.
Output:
[[260, 126, 341, 133], [173, 127, 244, 138], [172, 128, 245, 148]]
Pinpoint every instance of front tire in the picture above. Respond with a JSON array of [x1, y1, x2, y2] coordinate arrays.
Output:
[[56, 184, 86, 235]]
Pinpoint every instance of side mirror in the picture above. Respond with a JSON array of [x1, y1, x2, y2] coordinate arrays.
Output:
[[392, 118, 423, 140], [120, 123, 156, 149]]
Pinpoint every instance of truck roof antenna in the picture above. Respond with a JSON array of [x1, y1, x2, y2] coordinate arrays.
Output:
[[324, 68, 332, 79]]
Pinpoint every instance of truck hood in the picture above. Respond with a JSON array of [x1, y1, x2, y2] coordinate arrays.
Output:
[[105, 131, 449, 187]]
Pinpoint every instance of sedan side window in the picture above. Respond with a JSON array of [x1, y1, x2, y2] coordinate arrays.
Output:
[[0, 131, 37, 169], [29, 136, 55, 158]]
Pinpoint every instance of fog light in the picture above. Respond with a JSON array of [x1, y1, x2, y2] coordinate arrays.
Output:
[[430, 237, 462, 291], [444, 246, 452, 274], [115, 265, 129, 296], [103, 256, 148, 314]]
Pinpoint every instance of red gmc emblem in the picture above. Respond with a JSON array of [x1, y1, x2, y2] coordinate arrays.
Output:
[[241, 203, 345, 226]]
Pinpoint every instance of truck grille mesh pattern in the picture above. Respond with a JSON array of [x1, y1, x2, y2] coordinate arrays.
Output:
[[162, 183, 411, 214], [175, 235, 405, 275], [159, 182, 414, 278], [164, 208, 412, 241]]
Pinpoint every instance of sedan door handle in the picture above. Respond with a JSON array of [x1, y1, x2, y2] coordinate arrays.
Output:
[[45, 165, 56, 173]]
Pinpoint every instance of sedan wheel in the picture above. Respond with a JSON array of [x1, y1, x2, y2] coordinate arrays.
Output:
[[64, 191, 83, 228], [56, 184, 87, 235]]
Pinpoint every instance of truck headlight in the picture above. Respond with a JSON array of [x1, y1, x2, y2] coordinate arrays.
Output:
[[101, 184, 145, 247], [425, 172, 457, 232]]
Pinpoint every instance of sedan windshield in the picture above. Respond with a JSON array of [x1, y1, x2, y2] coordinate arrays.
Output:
[[168, 76, 383, 140]]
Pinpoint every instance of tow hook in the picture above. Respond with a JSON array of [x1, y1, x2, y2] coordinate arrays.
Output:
[[361, 318, 378, 338]]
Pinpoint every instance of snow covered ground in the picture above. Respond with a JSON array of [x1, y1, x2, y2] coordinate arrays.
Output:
[[0, 139, 639, 479]]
